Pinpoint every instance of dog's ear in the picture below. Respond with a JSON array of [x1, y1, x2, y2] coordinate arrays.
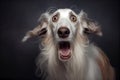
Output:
[[22, 12, 49, 42], [79, 10, 102, 36]]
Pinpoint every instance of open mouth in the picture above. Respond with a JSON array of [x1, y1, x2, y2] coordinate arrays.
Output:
[[58, 41, 71, 61]]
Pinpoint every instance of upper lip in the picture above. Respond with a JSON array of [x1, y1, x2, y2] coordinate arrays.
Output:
[[56, 38, 72, 42], [58, 41, 70, 49]]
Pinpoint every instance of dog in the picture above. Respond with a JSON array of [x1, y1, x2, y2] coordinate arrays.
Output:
[[22, 8, 115, 80]]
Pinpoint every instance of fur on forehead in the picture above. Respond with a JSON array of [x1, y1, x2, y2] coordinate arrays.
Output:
[[52, 8, 78, 16]]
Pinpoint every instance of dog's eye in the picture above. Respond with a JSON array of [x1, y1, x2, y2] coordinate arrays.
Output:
[[52, 14, 59, 22], [70, 15, 77, 22]]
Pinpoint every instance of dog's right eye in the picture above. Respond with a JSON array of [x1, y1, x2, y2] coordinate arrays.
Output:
[[52, 13, 59, 22]]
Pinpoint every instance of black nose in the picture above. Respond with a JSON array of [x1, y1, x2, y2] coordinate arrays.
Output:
[[58, 27, 70, 38]]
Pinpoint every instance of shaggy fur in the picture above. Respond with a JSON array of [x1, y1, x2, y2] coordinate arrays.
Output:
[[22, 8, 115, 80]]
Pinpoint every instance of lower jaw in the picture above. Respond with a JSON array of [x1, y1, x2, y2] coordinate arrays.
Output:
[[59, 54, 71, 61]]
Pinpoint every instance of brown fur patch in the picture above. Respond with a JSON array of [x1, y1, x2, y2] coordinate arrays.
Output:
[[96, 47, 115, 80]]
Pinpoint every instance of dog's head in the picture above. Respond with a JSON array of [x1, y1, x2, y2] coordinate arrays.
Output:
[[22, 8, 102, 62]]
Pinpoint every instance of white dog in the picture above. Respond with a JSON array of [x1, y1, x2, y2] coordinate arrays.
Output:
[[22, 8, 115, 80]]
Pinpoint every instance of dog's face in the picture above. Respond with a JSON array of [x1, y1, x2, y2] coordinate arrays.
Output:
[[50, 9, 78, 40], [23, 8, 102, 62], [49, 9, 80, 61]]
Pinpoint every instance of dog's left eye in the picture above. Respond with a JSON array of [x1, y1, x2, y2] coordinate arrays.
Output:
[[70, 15, 77, 22]]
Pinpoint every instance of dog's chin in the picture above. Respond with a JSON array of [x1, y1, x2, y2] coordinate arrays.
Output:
[[57, 41, 72, 62]]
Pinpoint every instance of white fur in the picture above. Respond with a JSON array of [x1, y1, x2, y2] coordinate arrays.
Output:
[[35, 9, 103, 80], [36, 39, 102, 80]]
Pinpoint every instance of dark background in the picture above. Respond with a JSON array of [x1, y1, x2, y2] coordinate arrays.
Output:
[[0, 0, 119, 80]]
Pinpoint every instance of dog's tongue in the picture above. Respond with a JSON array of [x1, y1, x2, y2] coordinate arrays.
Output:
[[60, 48, 70, 56]]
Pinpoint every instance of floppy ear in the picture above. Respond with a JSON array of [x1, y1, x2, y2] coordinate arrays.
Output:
[[79, 10, 102, 36], [22, 12, 49, 42]]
